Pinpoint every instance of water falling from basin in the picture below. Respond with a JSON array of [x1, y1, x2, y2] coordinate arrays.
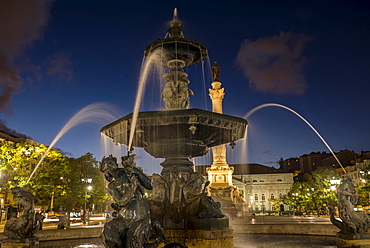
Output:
[[243, 103, 346, 173], [127, 51, 161, 152], [26, 102, 122, 184]]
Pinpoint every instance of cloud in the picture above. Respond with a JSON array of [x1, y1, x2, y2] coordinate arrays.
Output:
[[0, 119, 30, 138], [0, 54, 23, 112], [0, 0, 53, 112], [263, 150, 273, 155], [236, 31, 314, 95], [45, 51, 73, 84]]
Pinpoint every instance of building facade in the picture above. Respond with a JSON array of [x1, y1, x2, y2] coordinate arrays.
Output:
[[196, 163, 293, 213]]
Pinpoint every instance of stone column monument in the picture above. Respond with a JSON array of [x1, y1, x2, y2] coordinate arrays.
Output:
[[206, 62, 246, 212]]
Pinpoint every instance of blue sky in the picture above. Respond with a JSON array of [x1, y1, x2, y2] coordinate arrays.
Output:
[[0, 0, 369, 174]]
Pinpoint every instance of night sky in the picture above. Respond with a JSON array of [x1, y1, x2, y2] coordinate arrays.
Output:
[[0, 0, 369, 175]]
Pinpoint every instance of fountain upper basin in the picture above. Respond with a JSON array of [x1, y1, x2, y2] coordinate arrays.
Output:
[[144, 37, 208, 67], [100, 108, 247, 159]]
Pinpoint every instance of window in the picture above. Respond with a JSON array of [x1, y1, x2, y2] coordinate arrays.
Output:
[[271, 194, 274, 200], [277, 179, 282, 181], [260, 180, 264, 182], [255, 194, 258, 201], [262, 194, 265, 201], [253, 180, 257, 182], [279, 193, 283, 199]]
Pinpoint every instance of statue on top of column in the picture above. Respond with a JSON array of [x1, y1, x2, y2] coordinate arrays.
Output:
[[212, 62, 220, 81]]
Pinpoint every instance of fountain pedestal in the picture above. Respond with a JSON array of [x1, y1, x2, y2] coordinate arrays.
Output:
[[336, 234, 370, 248], [160, 228, 233, 248], [1, 238, 39, 248]]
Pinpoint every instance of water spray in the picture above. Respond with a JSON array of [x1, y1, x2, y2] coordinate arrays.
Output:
[[26, 102, 122, 185], [244, 103, 347, 174]]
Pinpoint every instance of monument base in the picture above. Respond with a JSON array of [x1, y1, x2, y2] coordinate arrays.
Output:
[[1, 237, 39, 248], [336, 233, 370, 248]]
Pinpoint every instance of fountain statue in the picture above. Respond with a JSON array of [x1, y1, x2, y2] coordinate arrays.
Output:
[[100, 154, 166, 248], [2, 187, 41, 247], [330, 177, 370, 247], [100, 9, 247, 248]]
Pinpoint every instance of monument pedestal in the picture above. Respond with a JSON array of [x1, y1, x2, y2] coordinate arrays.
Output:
[[1, 237, 39, 248]]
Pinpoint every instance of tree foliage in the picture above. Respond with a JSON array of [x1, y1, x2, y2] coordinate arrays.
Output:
[[0, 142, 66, 189], [0, 141, 107, 212], [283, 166, 340, 215], [52, 153, 107, 212], [356, 162, 370, 206]]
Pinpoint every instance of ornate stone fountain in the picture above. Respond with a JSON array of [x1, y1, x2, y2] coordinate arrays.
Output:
[[100, 10, 247, 248]]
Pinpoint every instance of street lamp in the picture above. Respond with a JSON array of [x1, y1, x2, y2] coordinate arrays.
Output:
[[84, 186, 92, 224]]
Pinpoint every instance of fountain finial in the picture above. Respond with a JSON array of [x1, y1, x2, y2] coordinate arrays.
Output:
[[168, 8, 183, 38], [173, 8, 178, 20]]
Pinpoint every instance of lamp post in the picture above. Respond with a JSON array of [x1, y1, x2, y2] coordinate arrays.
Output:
[[84, 186, 92, 224]]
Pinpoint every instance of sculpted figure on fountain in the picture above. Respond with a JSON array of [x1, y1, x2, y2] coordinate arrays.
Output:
[[162, 67, 193, 109], [330, 176, 370, 236], [100, 154, 166, 248], [183, 173, 224, 219], [146, 174, 166, 224], [4, 187, 40, 240]]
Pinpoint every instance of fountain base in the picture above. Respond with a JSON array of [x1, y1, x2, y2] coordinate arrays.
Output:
[[161, 228, 233, 248], [1, 237, 39, 248], [336, 233, 370, 248]]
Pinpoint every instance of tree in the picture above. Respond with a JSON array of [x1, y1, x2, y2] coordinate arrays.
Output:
[[357, 162, 370, 206], [283, 180, 311, 214], [0, 141, 68, 206], [0, 141, 108, 212], [51, 153, 107, 213], [283, 166, 340, 215], [310, 166, 339, 214]]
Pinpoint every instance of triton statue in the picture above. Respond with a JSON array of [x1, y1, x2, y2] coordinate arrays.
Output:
[[100, 154, 166, 248], [4, 187, 41, 240]]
